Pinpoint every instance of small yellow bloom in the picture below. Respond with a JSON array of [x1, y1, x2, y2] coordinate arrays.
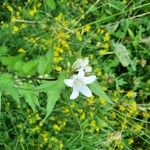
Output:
[[90, 120, 96, 127], [13, 26, 19, 33], [7, 6, 13, 12], [111, 112, 116, 118], [103, 43, 109, 49], [119, 105, 126, 112], [87, 97, 95, 106], [99, 49, 108, 55], [104, 33, 110, 42], [126, 90, 136, 98], [80, 112, 86, 120], [53, 124, 61, 131], [76, 31, 82, 41], [142, 112, 149, 118], [134, 124, 142, 132], [63, 108, 69, 113], [99, 97, 106, 105], [18, 48, 26, 53], [128, 138, 134, 144], [55, 66, 62, 72], [84, 25, 91, 32]]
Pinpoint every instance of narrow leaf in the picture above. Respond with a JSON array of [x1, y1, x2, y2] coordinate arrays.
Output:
[[114, 43, 131, 67], [89, 81, 113, 104]]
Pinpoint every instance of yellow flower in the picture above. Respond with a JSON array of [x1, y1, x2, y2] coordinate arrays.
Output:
[[18, 48, 26, 53], [84, 25, 91, 32], [142, 112, 149, 118], [53, 124, 61, 131], [126, 90, 136, 98], [11, 16, 17, 22], [32, 126, 40, 133], [111, 112, 116, 118], [119, 105, 126, 112], [103, 43, 109, 49], [95, 68, 102, 76], [28, 7, 37, 17], [63, 108, 69, 113], [134, 124, 142, 132], [103, 33, 110, 42], [80, 112, 86, 120], [13, 26, 19, 33], [87, 96, 95, 106], [99, 49, 108, 55], [90, 120, 96, 127], [99, 97, 106, 105], [59, 143, 64, 149], [7, 5, 13, 12], [128, 101, 137, 114], [55, 66, 62, 72], [128, 138, 134, 144], [76, 31, 82, 41]]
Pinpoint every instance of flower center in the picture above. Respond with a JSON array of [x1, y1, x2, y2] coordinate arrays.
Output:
[[74, 78, 83, 87]]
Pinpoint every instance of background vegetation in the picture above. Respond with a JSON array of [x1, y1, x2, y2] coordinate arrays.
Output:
[[0, 0, 150, 149]]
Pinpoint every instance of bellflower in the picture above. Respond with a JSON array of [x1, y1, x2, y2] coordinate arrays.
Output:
[[72, 57, 92, 73], [64, 71, 96, 99]]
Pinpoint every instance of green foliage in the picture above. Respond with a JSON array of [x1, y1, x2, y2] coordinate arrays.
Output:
[[114, 43, 131, 67], [89, 81, 113, 104], [45, 0, 56, 10], [0, 0, 150, 149]]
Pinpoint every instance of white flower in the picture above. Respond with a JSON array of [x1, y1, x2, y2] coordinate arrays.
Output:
[[64, 71, 96, 100], [72, 57, 92, 73]]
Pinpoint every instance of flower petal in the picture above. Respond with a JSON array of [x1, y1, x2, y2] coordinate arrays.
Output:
[[83, 75, 96, 84], [78, 69, 84, 78], [72, 58, 82, 70], [64, 79, 74, 87], [70, 88, 79, 99], [85, 66, 92, 72], [79, 85, 92, 97], [82, 57, 89, 66]]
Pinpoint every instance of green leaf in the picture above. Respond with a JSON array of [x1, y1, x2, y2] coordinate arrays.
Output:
[[89, 81, 113, 104], [105, 23, 119, 33], [36, 71, 67, 92], [38, 50, 53, 75], [128, 28, 135, 39], [0, 45, 8, 56], [114, 43, 131, 67], [23, 60, 38, 75], [0, 55, 24, 71], [45, 71, 67, 118], [0, 73, 19, 102], [19, 83, 39, 111], [46, 89, 61, 118], [45, 0, 56, 10], [38, 57, 48, 75], [24, 93, 39, 112]]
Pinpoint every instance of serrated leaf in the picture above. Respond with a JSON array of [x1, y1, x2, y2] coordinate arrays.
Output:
[[0, 73, 20, 102], [24, 93, 39, 112], [23, 60, 38, 75], [114, 43, 131, 67], [38, 50, 53, 75], [46, 89, 61, 118], [0, 55, 24, 71], [38, 57, 48, 75], [89, 81, 113, 104], [19, 83, 39, 111], [105, 23, 119, 33], [36, 71, 67, 92], [45, 71, 67, 118]]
